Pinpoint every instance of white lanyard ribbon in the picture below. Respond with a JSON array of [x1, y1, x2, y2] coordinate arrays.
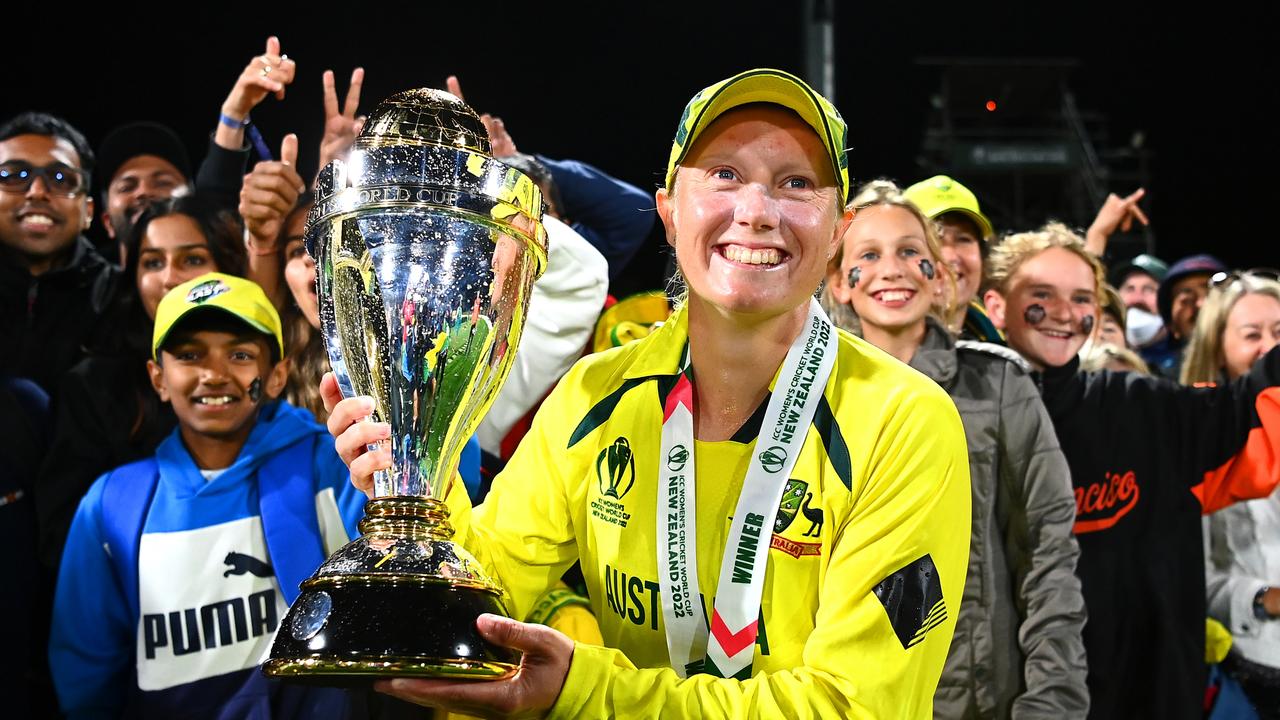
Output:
[[657, 299, 836, 679]]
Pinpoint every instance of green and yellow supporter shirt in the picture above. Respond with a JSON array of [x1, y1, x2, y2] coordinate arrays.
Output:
[[445, 304, 971, 718]]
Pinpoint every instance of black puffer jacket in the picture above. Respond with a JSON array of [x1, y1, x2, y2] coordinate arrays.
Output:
[[910, 319, 1089, 719], [1039, 347, 1280, 720], [0, 237, 118, 395]]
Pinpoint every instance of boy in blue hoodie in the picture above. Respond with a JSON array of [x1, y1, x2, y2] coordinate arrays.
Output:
[[50, 273, 368, 719]]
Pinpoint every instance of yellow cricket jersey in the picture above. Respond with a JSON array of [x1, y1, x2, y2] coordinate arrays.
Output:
[[445, 304, 971, 719]]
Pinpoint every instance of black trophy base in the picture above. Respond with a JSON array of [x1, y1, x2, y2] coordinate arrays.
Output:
[[264, 577, 522, 686]]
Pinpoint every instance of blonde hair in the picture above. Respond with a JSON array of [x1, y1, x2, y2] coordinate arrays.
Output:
[[1180, 275, 1280, 385], [820, 179, 954, 333], [986, 222, 1106, 298], [1080, 342, 1151, 375]]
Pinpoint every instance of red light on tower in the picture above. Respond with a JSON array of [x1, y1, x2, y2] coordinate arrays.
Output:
[[985, 100, 998, 112]]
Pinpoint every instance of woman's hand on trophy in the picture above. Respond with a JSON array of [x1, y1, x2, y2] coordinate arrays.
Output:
[[318, 67, 366, 170], [322, 372, 391, 497], [240, 134, 305, 256], [374, 613, 573, 718]]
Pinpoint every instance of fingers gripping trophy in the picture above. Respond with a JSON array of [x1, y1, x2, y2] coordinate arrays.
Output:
[[264, 88, 546, 682]]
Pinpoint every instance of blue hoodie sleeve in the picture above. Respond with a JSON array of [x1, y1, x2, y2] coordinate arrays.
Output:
[[537, 155, 654, 281], [312, 435, 367, 540], [49, 476, 134, 720]]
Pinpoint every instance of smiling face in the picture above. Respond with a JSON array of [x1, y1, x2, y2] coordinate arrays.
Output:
[[148, 325, 287, 454], [104, 154, 187, 241], [830, 203, 936, 335], [136, 213, 217, 320], [1222, 292, 1280, 380], [935, 213, 983, 309], [656, 105, 847, 323], [281, 209, 318, 328], [985, 246, 1099, 370], [0, 133, 93, 275]]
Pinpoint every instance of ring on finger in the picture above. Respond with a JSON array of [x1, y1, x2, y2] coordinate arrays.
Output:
[[261, 65, 273, 76]]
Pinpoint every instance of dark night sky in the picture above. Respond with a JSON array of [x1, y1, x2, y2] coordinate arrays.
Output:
[[8, 4, 1275, 296]]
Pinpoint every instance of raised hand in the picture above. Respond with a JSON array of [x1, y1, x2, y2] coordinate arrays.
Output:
[[222, 36, 298, 122], [482, 116, 519, 158], [446, 75, 520, 158], [319, 68, 366, 170], [1085, 188, 1149, 256], [375, 613, 573, 718], [240, 134, 306, 255], [445, 75, 466, 102]]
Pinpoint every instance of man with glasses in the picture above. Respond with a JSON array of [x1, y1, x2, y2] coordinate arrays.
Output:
[[0, 112, 118, 394]]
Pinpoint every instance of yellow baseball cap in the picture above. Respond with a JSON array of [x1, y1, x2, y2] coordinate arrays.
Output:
[[152, 273, 283, 360], [903, 175, 995, 239], [665, 68, 849, 203]]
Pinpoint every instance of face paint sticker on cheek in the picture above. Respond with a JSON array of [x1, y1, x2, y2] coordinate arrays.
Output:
[[918, 259, 935, 280], [1024, 304, 1047, 326], [1081, 314, 1095, 336], [848, 266, 861, 288], [249, 378, 263, 403]]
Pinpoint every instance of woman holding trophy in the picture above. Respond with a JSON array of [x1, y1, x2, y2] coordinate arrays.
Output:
[[323, 69, 972, 718]]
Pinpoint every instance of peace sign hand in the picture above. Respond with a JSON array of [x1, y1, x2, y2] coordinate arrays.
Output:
[[319, 67, 366, 169]]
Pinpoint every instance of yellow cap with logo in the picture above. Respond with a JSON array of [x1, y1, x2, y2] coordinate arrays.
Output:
[[903, 175, 995, 239], [665, 68, 849, 203], [152, 273, 284, 360]]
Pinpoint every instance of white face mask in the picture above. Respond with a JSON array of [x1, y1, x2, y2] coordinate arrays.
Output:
[[1126, 306, 1165, 348]]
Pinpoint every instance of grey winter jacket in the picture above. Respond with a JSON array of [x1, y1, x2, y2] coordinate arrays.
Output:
[[909, 319, 1089, 719]]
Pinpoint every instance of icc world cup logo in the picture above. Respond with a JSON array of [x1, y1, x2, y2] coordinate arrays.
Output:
[[759, 446, 788, 474], [598, 437, 637, 499], [667, 444, 689, 472]]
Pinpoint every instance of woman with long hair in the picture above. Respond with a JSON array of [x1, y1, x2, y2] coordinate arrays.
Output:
[[36, 194, 245, 569], [821, 179, 1088, 718], [1182, 271, 1280, 718], [323, 70, 972, 717]]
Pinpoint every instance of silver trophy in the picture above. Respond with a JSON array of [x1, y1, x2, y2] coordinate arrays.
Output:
[[264, 88, 546, 682]]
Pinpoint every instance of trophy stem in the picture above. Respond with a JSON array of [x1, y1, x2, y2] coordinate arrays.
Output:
[[265, 497, 521, 683]]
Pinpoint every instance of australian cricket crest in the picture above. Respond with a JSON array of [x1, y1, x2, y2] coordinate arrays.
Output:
[[770, 479, 822, 559], [773, 479, 807, 533]]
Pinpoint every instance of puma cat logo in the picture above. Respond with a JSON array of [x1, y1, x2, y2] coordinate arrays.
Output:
[[223, 551, 273, 578]]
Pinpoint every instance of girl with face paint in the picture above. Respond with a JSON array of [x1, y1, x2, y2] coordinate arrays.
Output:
[[821, 181, 1090, 717], [824, 181, 953, 364], [981, 223, 1280, 719]]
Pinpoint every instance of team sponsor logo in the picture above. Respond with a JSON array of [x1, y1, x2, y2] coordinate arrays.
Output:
[[185, 278, 230, 304], [142, 589, 279, 660], [591, 437, 635, 528], [758, 446, 787, 474], [1073, 470, 1141, 534], [667, 444, 689, 472], [873, 554, 948, 650], [223, 551, 273, 578]]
